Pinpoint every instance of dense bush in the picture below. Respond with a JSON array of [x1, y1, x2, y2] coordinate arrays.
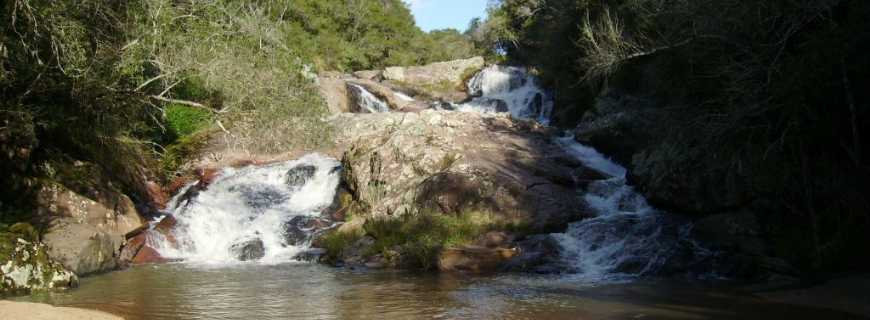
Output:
[[1, 0, 481, 230], [479, 0, 870, 273]]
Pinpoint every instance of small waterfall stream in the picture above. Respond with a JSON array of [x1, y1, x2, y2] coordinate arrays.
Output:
[[458, 65, 553, 124], [461, 66, 708, 281], [552, 135, 702, 281], [152, 64, 706, 277], [154, 154, 342, 264], [348, 84, 391, 113]]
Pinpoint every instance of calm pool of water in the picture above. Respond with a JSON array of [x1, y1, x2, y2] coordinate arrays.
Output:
[[12, 263, 867, 320]]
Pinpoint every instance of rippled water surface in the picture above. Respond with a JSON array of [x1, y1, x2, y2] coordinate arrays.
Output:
[[14, 263, 867, 320]]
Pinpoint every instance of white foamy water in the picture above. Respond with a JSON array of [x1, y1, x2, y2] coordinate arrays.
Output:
[[394, 91, 415, 102], [348, 84, 390, 113], [552, 135, 694, 282], [155, 154, 342, 264], [459, 65, 553, 124]]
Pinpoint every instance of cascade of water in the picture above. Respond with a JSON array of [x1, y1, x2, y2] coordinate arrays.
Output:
[[551, 135, 700, 281], [459, 65, 553, 124], [348, 84, 391, 113], [154, 154, 342, 264]]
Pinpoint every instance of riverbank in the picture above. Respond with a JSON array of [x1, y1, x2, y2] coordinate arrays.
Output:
[[0, 301, 122, 320]]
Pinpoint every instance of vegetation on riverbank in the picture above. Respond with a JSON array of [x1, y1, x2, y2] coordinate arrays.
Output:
[[321, 208, 527, 270], [1, 0, 482, 239], [476, 0, 870, 275]]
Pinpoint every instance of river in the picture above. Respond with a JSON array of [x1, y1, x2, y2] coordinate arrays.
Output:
[[14, 263, 867, 320]]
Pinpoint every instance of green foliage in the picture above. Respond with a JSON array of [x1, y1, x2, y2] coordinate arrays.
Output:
[[161, 131, 211, 175], [320, 227, 364, 262], [362, 210, 503, 270], [165, 105, 212, 138], [482, 0, 870, 273]]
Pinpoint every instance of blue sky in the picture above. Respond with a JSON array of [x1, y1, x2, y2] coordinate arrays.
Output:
[[406, 0, 489, 32]]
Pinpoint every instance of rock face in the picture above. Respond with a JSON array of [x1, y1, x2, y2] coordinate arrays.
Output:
[[383, 56, 484, 88], [317, 72, 352, 114], [317, 57, 485, 114], [330, 110, 591, 233], [34, 183, 143, 275], [0, 239, 78, 294]]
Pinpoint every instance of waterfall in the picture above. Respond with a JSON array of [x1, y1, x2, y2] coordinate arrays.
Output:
[[551, 135, 704, 281], [154, 154, 342, 264], [348, 84, 391, 113], [459, 65, 554, 124]]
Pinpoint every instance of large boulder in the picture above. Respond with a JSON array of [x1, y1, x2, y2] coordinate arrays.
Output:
[[35, 183, 143, 275], [330, 110, 591, 233], [317, 72, 352, 114], [383, 56, 484, 89], [229, 238, 266, 261]]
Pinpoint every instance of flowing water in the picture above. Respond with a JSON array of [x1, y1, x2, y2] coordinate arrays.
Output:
[[9, 66, 861, 319], [458, 65, 554, 124], [348, 84, 391, 113], [155, 154, 342, 264], [550, 135, 713, 282]]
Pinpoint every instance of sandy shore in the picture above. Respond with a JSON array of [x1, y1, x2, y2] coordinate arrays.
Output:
[[0, 301, 123, 320]]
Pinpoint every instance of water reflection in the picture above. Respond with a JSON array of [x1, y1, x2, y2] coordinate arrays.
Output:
[[14, 264, 869, 320]]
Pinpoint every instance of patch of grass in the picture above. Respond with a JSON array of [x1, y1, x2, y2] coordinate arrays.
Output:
[[320, 228, 364, 262], [362, 209, 507, 270], [161, 130, 212, 176], [165, 104, 213, 138]]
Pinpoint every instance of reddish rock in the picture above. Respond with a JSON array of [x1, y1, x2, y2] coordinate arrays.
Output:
[[166, 175, 196, 196], [145, 180, 169, 209], [119, 232, 147, 267], [131, 243, 167, 265], [153, 216, 178, 246], [198, 167, 221, 187], [438, 245, 519, 273]]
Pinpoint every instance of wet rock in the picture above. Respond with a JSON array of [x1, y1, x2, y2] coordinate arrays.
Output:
[[230, 184, 289, 210], [438, 245, 519, 273], [494, 100, 509, 113], [130, 242, 167, 265], [502, 235, 562, 273], [283, 216, 334, 246], [230, 238, 266, 261], [293, 248, 326, 262], [285, 164, 317, 189], [120, 216, 178, 266]]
